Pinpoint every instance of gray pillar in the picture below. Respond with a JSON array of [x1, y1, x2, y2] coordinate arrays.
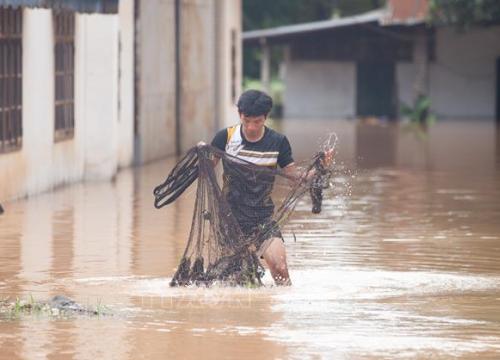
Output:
[[260, 38, 271, 94]]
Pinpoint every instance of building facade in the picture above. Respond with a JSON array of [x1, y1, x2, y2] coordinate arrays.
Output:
[[0, 0, 242, 201], [281, 25, 500, 121], [243, 1, 500, 122]]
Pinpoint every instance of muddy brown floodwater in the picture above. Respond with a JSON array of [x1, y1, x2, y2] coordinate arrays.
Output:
[[1, 119, 500, 359]]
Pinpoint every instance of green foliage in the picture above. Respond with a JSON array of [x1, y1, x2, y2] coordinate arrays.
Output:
[[244, 45, 285, 80], [429, 0, 500, 30], [400, 95, 436, 126], [243, 77, 285, 118], [13, 297, 22, 315], [95, 298, 109, 317], [400, 95, 437, 140], [243, 0, 386, 81], [243, 0, 386, 31], [244, 0, 333, 31]]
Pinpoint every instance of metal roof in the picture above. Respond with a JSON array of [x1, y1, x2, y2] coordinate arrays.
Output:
[[243, 9, 385, 42], [243, 5, 428, 43], [0, 0, 118, 13]]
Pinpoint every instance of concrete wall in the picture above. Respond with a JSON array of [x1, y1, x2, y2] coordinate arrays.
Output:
[[284, 26, 500, 120], [179, 0, 216, 148], [135, 0, 242, 158], [0, 8, 84, 200], [135, 0, 176, 163], [77, 13, 119, 180], [0, 8, 122, 201], [1, 0, 242, 200], [216, 0, 242, 129], [179, 0, 243, 145], [118, 0, 135, 168], [397, 26, 500, 120], [283, 61, 356, 119]]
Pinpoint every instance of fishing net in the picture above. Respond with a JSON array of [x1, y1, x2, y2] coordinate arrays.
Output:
[[153, 135, 336, 287]]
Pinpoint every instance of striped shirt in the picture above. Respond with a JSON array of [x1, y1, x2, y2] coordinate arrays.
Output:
[[211, 125, 294, 232], [211, 125, 293, 168]]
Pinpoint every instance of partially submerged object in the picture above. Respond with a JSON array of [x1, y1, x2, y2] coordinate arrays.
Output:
[[154, 137, 336, 287], [0, 295, 108, 318], [49, 295, 97, 315]]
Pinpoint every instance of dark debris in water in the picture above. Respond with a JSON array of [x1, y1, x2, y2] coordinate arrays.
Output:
[[310, 152, 331, 214], [0, 295, 111, 319], [170, 251, 264, 288]]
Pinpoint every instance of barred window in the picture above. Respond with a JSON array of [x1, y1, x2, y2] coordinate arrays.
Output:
[[53, 11, 75, 142], [0, 8, 23, 153]]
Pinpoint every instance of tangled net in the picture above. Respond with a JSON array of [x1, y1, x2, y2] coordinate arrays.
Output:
[[154, 135, 336, 287]]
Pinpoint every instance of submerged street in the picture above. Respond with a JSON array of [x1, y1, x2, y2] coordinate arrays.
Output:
[[1, 121, 500, 359]]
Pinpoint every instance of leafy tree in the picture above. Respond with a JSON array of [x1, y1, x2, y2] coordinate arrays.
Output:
[[243, 0, 385, 31], [429, 0, 500, 30]]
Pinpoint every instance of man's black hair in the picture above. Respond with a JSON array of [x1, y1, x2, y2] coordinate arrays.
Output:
[[237, 89, 273, 117]]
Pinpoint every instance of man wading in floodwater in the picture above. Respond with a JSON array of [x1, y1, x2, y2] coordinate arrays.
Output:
[[207, 90, 333, 286]]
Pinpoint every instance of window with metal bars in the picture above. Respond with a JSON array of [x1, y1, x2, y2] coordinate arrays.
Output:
[[53, 11, 75, 142], [0, 7, 23, 154]]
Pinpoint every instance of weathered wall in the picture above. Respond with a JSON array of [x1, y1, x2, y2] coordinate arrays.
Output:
[[283, 26, 500, 120], [0, 9, 54, 199], [135, 0, 176, 163], [0, 8, 84, 200], [216, 0, 242, 129], [180, 0, 242, 144], [397, 26, 500, 119], [135, 0, 242, 157], [0, 0, 243, 200], [118, 0, 135, 168], [0, 8, 121, 201], [283, 61, 356, 119], [430, 26, 500, 119], [179, 0, 216, 148], [76, 13, 119, 181]]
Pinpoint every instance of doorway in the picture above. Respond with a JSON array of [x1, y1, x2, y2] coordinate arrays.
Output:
[[356, 62, 396, 119]]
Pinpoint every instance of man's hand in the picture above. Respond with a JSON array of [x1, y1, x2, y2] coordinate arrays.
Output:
[[322, 148, 335, 167], [248, 244, 257, 252], [304, 148, 335, 181]]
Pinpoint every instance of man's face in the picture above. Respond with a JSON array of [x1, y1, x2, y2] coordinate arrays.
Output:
[[240, 113, 266, 138]]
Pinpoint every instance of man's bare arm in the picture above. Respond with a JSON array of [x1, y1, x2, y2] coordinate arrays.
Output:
[[282, 148, 335, 180]]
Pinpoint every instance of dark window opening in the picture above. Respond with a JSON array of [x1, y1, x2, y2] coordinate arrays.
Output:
[[54, 11, 75, 142], [356, 61, 396, 119], [0, 7, 23, 154]]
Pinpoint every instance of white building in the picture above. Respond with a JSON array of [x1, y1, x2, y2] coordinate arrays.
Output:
[[0, 0, 242, 201]]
